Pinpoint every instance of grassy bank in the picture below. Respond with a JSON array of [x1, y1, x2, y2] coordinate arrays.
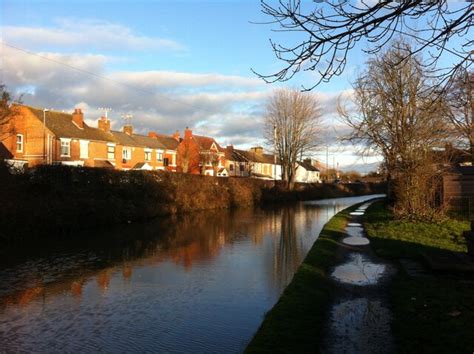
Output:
[[246, 203, 361, 353], [0, 164, 384, 243], [364, 201, 473, 353]]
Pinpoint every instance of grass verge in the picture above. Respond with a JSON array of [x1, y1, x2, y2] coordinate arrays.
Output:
[[364, 201, 474, 353], [245, 203, 360, 353]]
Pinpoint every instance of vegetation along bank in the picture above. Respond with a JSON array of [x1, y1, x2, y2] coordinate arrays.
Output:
[[0, 164, 385, 243]]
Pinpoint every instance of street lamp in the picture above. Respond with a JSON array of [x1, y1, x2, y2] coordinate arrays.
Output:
[[43, 108, 49, 164]]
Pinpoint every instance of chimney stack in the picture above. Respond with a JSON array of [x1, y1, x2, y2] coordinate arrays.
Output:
[[148, 131, 158, 138], [98, 116, 110, 132], [250, 146, 264, 155], [72, 108, 84, 129], [227, 145, 234, 152], [173, 130, 180, 141], [123, 125, 133, 136], [184, 127, 192, 140]]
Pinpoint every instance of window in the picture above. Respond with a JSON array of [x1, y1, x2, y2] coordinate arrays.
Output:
[[80, 140, 89, 159], [144, 149, 152, 161], [156, 150, 163, 161], [16, 134, 23, 152], [163, 157, 169, 167], [122, 147, 131, 160], [107, 144, 115, 160], [60, 139, 71, 157], [229, 164, 234, 171]]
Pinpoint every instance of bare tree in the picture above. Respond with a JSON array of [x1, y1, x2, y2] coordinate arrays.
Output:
[[199, 151, 221, 176], [446, 67, 474, 160], [265, 88, 322, 190], [256, 1, 472, 90], [339, 43, 451, 219]]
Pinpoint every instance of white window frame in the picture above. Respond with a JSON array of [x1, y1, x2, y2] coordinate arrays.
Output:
[[156, 149, 164, 161], [144, 148, 152, 162], [60, 138, 71, 157], [122, 146, 132, 160], [107, 143, 116, 160], [79, 140, 89, 159], [170, 151, 176, 166], [16, 134, 24, 152]]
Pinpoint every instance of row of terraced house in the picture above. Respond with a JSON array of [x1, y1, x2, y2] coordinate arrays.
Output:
[[0, 105, 321, 182]]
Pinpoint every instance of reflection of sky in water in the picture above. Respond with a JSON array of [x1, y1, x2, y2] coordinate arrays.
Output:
[[0, 195, 381, 352], [331, 254, 386, 286]]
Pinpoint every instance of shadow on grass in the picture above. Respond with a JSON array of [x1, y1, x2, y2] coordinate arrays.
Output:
[[364, 201, 474, 354]]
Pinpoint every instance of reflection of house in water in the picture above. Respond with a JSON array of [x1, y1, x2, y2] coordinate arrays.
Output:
[[0, 204, 334, 309]]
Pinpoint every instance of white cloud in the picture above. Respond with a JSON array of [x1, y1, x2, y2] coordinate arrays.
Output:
[[1, 46, 378, 168], [2, 18, 185, 52]]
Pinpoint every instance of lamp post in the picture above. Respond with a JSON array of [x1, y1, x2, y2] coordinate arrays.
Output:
[[43, 108, 49, 164]]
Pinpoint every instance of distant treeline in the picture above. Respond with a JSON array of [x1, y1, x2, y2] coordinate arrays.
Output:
[[0, 163, 385, 242]]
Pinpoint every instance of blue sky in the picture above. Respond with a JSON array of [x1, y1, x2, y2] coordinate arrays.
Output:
[[4, 0, 467, 171]]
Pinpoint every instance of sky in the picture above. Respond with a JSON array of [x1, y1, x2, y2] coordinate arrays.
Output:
[[3, 0, 466, 172]]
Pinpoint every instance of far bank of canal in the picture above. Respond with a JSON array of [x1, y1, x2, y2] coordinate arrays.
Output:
[[0, 194, 383, 352]]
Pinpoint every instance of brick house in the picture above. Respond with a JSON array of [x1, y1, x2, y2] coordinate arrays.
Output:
[[0, 105, 116, 168], [225, 146, 281, 180], [0, 105, 180, 171], [177, 128, 227, 176]]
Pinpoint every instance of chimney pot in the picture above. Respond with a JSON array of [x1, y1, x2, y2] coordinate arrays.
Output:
[[72, 108, 84, 129], [184, 127, 192, 139], [98, 116, 110, 132], [123, 125, 133, 136]]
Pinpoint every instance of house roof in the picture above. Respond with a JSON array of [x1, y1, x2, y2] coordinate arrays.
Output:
[[298, 160, 320, 172], [154, 134, 179, 150], [129, 134, 167, 150], [26, 106, 116, 143], [225, 148, 248, 162], [237, 149, 276, 164], [193, 135, 225, 152]]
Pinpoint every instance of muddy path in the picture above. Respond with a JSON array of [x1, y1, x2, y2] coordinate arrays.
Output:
[[322, 201, 396, 354]]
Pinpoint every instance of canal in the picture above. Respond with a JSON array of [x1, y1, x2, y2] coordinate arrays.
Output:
[[0, 195, 383, 352]]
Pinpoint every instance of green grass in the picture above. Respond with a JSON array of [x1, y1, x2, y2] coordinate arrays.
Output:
[[364, 201, 474, 353], [365, 201, 469, 260], [245, 204, 357, 353]]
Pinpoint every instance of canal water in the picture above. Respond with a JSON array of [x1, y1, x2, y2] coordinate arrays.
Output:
[[0, 195, 383, 352]]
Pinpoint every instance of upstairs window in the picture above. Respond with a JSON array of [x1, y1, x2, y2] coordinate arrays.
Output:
[[80, 140, 89, 159], [107, 145, 115, 160], [122, 147, 132, 160], [16, 134, 23, 152], [144, 149, 152, 161], [60, 139, 71, 157], [156, 150, 163, 161], [163, 157, 169, 167]]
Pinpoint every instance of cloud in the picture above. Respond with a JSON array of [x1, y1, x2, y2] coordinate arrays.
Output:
[[2, 18, 185, 52], [1, 45, 376, 168]]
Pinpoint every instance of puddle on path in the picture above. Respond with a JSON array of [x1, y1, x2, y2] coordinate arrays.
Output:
[[350, 212, 365, 216], [346, 226, 364, 238], [324, 298, 393, 354], [342, 237, 370, 246], [347, 223, 362, 227], [331, 254, 386, 286]]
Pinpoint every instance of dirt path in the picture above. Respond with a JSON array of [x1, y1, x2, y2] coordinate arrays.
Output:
[[321, 201, 396, 354]]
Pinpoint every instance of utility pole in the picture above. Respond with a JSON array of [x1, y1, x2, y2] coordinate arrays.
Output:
[[326, 144, 329, 182], [273, 125, 277, 185]]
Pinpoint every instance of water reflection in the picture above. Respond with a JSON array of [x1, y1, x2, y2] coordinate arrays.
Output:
[[0, 195, 383, 352]]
